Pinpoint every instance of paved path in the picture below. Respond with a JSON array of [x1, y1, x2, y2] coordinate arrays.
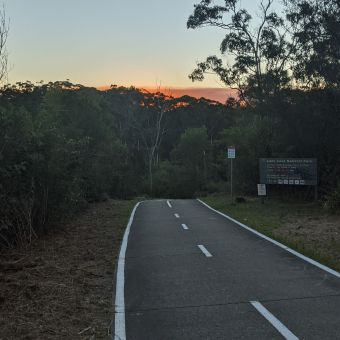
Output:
[[115, 199, 340, 339]]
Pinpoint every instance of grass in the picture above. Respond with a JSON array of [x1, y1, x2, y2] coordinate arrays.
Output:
[[202, 195, 320, 236], [200, 194, 340, 272]]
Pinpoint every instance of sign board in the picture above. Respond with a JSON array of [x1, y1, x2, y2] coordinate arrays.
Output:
[[259, 158, 317, 186], [257, 184, 267, 196], [228, 146, 235, 159]]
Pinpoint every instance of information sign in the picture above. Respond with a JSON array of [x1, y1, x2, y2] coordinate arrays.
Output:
[[259, 158, 317, 186], [257, 184, 267, 196], [228, 147, 235, 159]]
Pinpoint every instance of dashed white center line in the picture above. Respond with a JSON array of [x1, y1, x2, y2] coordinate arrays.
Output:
[[250, 301, 299, 340], [167, 200, 172, 208], [197, 244, 213, 257], [181, 223, 189, 230], [174, 213, 180, 218]]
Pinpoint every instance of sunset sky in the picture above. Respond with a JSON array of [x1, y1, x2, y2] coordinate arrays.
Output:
[[3, 0, 279, 102]]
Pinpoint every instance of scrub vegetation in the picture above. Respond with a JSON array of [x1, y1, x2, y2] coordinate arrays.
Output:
[[1, 0, 340, 248]]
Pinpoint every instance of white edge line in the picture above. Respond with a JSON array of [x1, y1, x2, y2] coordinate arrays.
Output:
[[197, 199, 340, 279], [174, 213, 180, 218], [198, 244, 213, 257], [167, 200, 172, 208], [250, 301, 299, 340], [181, 223, 189, 230], [114, 201, 141, 340]]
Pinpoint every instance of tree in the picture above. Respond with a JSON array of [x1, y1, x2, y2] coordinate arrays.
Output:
[[114, 87, 176, 194], [0, 4, 8, 84], [171, 127, 209, 196], [285, 0, 340, 88], [143, 87, 173, 193], [187, 0, 295, 105]]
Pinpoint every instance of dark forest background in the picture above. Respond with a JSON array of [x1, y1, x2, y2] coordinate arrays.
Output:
[[1, 0, 340, 246]]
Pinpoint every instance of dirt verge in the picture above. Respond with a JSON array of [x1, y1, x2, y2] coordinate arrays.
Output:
[[0, 199, 135, 340], [274, 214, 340, 269]]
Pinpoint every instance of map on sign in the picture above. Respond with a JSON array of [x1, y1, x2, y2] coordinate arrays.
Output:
[[228, 147, 235, 159], [259, 158, 317, 186]]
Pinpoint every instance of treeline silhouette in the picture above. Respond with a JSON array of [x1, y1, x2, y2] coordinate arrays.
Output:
[[1, 0, 340, 246], [0, 81, 339, 246]]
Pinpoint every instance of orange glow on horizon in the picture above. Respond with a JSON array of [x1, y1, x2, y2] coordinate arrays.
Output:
[[96, 85, 237, 104]]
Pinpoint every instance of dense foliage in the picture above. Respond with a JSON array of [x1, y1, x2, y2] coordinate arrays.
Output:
[[0, 82, 234, 245], [187, 0, 340, 203], [1, 0, 339, 245]]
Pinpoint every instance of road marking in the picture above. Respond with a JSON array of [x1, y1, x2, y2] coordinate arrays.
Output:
[[181, 223, 189, 230], [197, 199, 340, 279], [174, 213, 180, 218], [198, 244, 212, 257], [114, 202, 141, 340], [167, 200, 172, 208], [250, 301, 299, 340]]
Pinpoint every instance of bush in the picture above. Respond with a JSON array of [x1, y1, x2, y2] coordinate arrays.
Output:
[[323, 182, 340, 213]]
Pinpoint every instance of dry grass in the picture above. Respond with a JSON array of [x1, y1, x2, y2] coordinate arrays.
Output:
[[0, 199, 136, 340], [201, 195, 340, 271], [275, 214, 340, 269]]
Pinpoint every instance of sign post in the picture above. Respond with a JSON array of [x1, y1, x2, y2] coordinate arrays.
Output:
[[228, 146, 236, 202]]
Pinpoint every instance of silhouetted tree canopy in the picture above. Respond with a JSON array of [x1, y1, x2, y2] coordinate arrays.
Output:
[[1, 0, 340, 247]]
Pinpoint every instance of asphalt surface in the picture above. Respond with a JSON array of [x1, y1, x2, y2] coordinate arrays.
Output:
[[122, 199, 340, 339]]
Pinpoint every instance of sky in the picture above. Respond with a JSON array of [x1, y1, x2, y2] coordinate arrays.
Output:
[[3, 0, 281, 101]]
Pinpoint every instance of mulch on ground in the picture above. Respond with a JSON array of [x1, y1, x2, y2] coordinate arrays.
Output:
[[0, 199, 135, 340]]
